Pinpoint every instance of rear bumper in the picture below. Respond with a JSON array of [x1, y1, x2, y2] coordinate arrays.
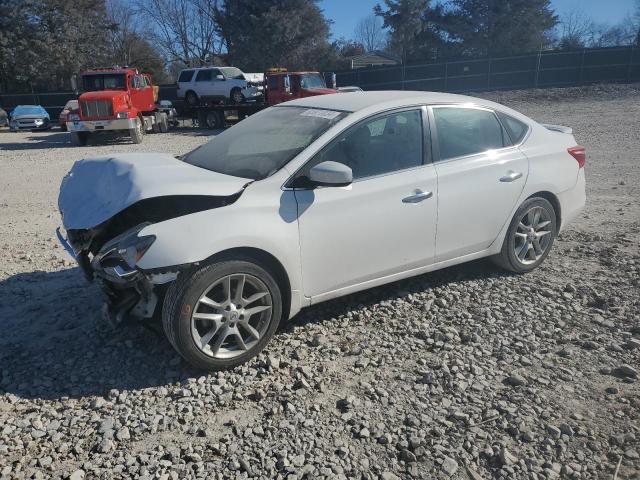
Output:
[[66, 118, 137, 132], [557, 168, 586, 232]]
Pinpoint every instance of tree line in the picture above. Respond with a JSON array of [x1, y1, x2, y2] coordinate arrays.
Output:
[[1, 0, 639, 93]]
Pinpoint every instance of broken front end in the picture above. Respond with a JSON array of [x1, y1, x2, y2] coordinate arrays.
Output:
[[57, 153, 247, 326]]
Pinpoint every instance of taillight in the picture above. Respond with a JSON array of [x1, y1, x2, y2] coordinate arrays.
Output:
[[567, 145, 585, 168]]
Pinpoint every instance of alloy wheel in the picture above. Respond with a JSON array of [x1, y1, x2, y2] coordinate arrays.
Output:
[[513, 206, 553, 265], [191, 274, 272, 359]]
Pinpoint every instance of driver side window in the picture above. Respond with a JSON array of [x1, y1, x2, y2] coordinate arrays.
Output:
[[311, 109, 424, 181], [131, 75, 143, 89]]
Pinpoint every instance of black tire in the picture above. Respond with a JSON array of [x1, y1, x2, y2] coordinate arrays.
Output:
[[185, 91, 199, 106], [162, 259, 283, 370], [129, 118, 144, 144], [204, 111, 223, 129], [159, 114, 169, 133], [230, 87, 244, 104], [71, 131, 89, 146], [492, 197, 557, 273]]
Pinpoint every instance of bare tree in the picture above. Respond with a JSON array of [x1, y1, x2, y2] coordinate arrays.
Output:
[[106, 0, 141, 66], [135, 0, 222, 66], [557, 9, 598, 48], [596, 15, 638, 46], [354, 14, 387, 52]]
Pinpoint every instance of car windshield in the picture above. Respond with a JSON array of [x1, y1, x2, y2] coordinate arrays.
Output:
[[220, 67, 246, 80], [13, 106, 46, 116], [82, 74, 126, 91], [300, 74, 326, 90], [182, 106, 348, 180]]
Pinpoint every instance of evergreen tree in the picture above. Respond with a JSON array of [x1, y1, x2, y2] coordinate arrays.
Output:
[[213, 0, 335, 71], [445, 0, 558, 56]]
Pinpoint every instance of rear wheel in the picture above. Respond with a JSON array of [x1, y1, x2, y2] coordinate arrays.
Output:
[[129, 118, 144, 144], [204, 111, 223, 129], [493, 197, 557, 273], [185, 91, 199, 106], [162, 259, 282, 370], [71, 131, 89, 146]]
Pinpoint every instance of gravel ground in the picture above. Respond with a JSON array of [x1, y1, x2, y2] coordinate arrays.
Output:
[[0, 85, 639, 480]]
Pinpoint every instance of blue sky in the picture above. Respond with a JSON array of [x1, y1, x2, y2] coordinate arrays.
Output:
[[320, 0, 637, 40]]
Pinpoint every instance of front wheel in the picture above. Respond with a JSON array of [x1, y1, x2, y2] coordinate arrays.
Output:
[[230, 87, 244, 104], [162, 259, 283, 370], [185, 91, 199, 106], [71, 131, 89, 146], [129, 118, 144, 144], [492, 197, 557, 273], [159, 114, 169, 133]]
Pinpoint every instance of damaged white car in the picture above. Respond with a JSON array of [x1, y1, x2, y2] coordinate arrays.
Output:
[[58, 91, 586, 370]]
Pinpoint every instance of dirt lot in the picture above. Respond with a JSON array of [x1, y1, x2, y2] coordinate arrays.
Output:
[[0, 85, 639, 480]]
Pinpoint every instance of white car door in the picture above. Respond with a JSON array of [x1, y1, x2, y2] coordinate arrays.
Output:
[[292, 108, 438, 300], [209, 68, 228, 98], [430, 105, 529, 262], [194, 69, 214, 98]]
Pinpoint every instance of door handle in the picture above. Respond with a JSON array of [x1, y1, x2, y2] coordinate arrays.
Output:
[[402, 190, 433, 203], [499, 171, 523, 182]]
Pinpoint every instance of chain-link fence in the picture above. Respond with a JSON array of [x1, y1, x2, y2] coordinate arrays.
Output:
[[335, 46, 639, 92]]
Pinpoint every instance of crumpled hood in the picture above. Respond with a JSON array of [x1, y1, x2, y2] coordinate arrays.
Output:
[[59, 153, 250, 230]]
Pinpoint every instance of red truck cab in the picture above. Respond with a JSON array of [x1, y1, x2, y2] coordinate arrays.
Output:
[[68, 67, 167, 145], [264, 69, 337, 105]]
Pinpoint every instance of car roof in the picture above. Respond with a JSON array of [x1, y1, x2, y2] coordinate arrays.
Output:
[[281, 90, 510, 114], [183, 66, 236, 71]]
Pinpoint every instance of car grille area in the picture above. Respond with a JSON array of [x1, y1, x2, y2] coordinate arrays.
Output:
[[80, 99, 113, 118], [14, 117, 47, 129], [18, 118, 39, 127]]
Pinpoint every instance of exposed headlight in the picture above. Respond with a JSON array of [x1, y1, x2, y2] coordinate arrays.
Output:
[[95, 224, 155, 277], [69, 113, 80, 121], [116, 112, 128, 119], [34, 119, 44, 124]]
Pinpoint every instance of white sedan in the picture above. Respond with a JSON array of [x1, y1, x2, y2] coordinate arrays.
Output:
[[57, 91, 586, 370]]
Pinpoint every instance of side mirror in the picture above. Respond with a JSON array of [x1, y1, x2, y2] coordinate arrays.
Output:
[[308, 161, 352, 187], [215, 74, 225, 81]]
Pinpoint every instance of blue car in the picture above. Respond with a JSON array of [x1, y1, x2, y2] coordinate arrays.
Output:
[[9, 105, 51, 131]]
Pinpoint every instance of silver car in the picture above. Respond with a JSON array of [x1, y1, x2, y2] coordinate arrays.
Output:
[[9, 105, 51, 131], [0, 107, 8, 127]]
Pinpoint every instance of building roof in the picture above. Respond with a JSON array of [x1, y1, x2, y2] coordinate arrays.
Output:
[[348, 50, 400, 63]]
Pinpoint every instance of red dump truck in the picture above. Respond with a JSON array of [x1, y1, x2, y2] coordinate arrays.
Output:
[[67, 67, 169, 145]]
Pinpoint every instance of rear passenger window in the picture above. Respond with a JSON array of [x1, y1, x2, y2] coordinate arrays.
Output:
[[195, 70, 212, 82], [433, 107, 508, 160], [497, 111, 529, 144], [313, 109, 424, 180], [178, 70, 194, 82]]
